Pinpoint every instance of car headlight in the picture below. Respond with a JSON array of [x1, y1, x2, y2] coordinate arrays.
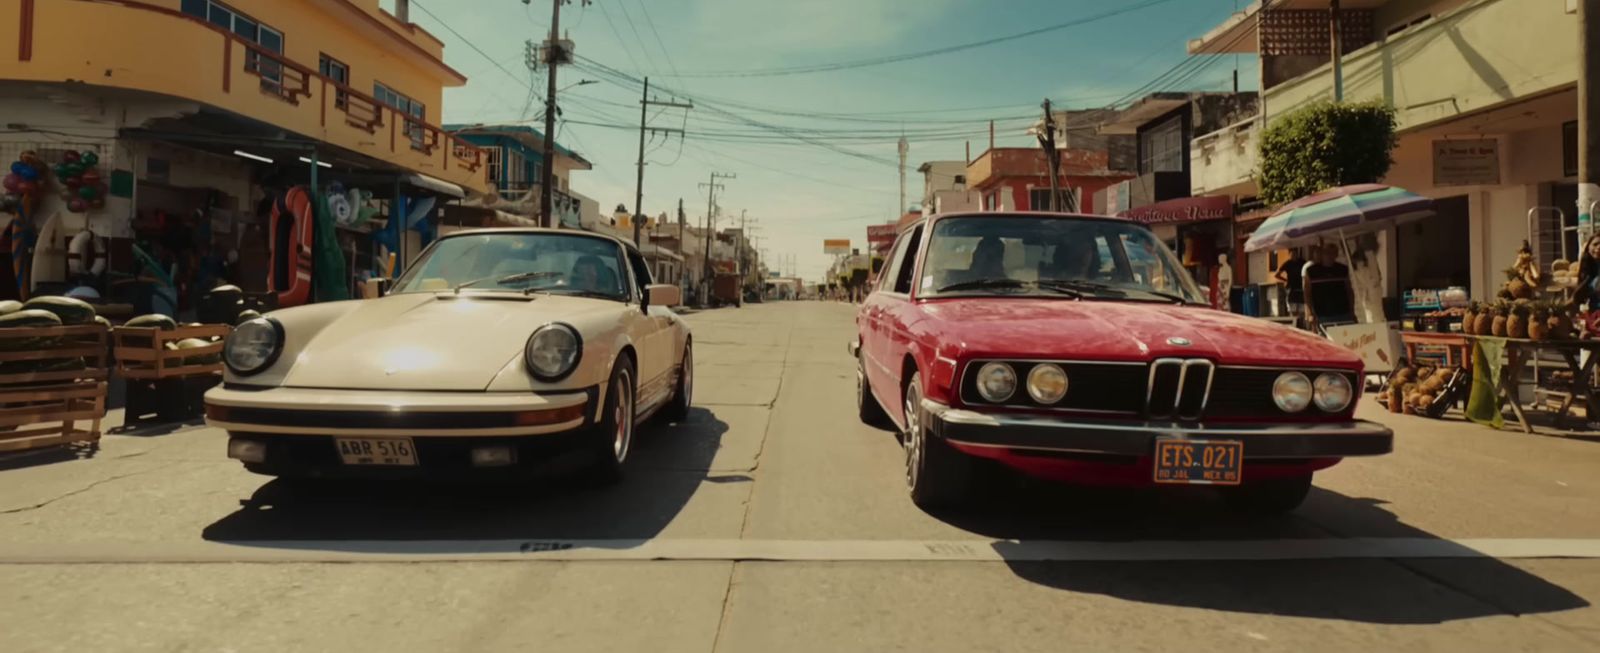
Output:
[[525, 322, 583, 381], [1272, 371, 1313, 413], [975, 362, 1017, 402], [1313, 372, 1354, 412], [224, 317, 283, 376], [1027, 363, 1068, 404]]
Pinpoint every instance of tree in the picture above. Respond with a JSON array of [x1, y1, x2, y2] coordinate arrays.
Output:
[[1257, 100, 1398, 206]]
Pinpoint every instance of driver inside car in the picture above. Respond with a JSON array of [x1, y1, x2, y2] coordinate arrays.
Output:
[[1044, 239, 1100, 282], [570, 255, 616, 294]]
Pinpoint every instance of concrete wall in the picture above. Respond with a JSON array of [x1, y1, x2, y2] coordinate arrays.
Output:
[[1264, 0, 1576, 133]]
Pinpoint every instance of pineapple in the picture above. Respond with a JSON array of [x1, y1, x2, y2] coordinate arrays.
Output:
[[1529, 302, 1551, 341], [1464, 301, 1482, 335], [1508, 302, 1530, 339], [1491, 302, 1510, 337], [1474, 303, 1495, 335]]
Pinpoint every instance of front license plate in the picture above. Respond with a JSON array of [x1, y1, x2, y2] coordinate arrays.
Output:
[[1153, 438, 1242, 485], [335, 437, 418, 466]]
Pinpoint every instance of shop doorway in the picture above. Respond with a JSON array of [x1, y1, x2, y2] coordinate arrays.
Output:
[[1395, 194, 1470, 291]]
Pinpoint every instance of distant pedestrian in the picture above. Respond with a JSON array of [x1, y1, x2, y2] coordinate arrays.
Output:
[[1274, 248, 1308, 323], [1303, 243, 1354, 330]]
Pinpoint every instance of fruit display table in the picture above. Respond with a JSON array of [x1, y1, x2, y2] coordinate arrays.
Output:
[[1478, 337, 1600, 434], [112, 323, 228, 427], [0, 324, 110, 453]]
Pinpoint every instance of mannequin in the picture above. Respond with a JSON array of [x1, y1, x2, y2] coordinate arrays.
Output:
[[1214, 253, 1233, 311]]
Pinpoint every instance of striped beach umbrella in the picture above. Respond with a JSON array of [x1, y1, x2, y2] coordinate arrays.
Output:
[[1243, 184, 1434, 253]]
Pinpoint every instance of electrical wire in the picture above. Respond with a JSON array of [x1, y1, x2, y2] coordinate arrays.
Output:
[[411, 0, 533, 90]]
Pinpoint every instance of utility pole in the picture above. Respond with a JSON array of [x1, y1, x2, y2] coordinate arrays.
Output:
[[1330, 0, 1344, 102], [1037, 98, 1074, 212], [534, 0, 588, 228], [1582, 0, 1600, 240], [677, 198, 686, 285], [699, 172, 734, 303], [898, 136, 909, 215], [632, 76, 692, 244]]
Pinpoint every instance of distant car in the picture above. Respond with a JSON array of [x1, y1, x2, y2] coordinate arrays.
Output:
[[205, 228, 692, 483], [851, 212, 1392, 513]]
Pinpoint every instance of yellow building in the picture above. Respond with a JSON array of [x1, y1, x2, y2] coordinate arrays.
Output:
[[0, 0, 488, 295], [1189, 0, 1578, 302]]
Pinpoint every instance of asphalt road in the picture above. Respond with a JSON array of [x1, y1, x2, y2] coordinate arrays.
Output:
[[3, 301, 1600, 652]]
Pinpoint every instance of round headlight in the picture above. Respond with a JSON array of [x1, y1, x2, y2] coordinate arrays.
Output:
[[1027, 363, 1068, 404], [525, 323, 583, 381], [975, 362, 1017, 402], [1313, 372, 1354, 412], [224, 317, 283, 376], [1272, 371, 1313, 413]]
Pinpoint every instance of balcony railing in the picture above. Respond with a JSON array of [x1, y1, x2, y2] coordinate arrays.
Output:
[[1190, 116, 1260, 196], [8, 0, 486, 191]]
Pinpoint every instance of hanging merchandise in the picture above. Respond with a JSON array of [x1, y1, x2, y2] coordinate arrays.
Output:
[[328, 192, 354, 227], [268, 187, 316, 308], [311, 190, 350, 302], [68, 229, 107, 276]]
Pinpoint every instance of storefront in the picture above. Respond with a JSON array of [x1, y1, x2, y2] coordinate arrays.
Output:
[[1121, 195, 1237, 309]]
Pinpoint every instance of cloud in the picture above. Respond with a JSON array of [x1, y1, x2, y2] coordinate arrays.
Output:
[[688, 0, 957, 57]]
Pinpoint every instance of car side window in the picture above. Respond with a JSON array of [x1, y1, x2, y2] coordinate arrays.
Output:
[[892, 226, 924, 294], [624, 249, 652, 299], [878, 233, 910, 293]]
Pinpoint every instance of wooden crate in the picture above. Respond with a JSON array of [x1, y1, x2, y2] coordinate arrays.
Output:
[[0, 324, 110, 453], [113, 324, 230, 380]]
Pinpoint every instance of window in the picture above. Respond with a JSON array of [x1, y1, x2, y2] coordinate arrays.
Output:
[[1139, 115, 1184, 174], [1028, 188, 1054, 211], [184, 1, 282, 85], [891, 226, 925, 294], [878, 229, 912, 294], [375, 83, 427, 150], [486, 147, 504, 190], [319, 54, 350, 109]]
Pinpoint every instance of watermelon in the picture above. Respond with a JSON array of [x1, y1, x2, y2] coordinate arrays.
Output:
[[92, 315, 111, 328], [125, 314, 177, 330], [0, 300, 21, 315], [235, 309, 262, 325], [176, 338, 221, 366], [0, 310, 64, 351], [23, 296, 96, 325]]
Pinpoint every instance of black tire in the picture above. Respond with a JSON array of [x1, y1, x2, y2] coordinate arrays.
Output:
[[903, 371, 975, 510], [856, 348, 891, 428], [1222, 473, 1313, 515], [582, 354, 636, 486], [662, 343, 692, 423]]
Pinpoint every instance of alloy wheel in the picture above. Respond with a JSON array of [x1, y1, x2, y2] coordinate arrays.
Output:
[[903, 376, 924, 489], [613, 370, 634, 462]]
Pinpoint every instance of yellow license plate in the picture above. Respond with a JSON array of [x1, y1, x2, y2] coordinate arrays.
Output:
[[335, 437, 418, 466], [1153, 438, 1242, 485]]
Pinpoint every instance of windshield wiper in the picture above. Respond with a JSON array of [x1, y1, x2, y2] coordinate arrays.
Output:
[[527, 285, 621, 300], [1125, 288, 1190, 304], [1036, 279, 1120, 298], [936, 278, 1029, 293], [454, 271, 561, 293]]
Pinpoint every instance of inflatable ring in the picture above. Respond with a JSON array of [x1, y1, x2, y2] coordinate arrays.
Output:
[[68, 229, 107, 276], [329, 194, 353, 226]]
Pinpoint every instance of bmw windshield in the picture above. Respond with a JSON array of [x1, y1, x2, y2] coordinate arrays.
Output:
[[919, 216, 1206, 303], [391, 232, 631, 300]]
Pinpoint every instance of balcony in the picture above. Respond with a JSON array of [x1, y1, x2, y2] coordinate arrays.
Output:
[[1262, 0, 1576, 132], [1190, 117, 1261, 196], [1, 0, 486, 194]]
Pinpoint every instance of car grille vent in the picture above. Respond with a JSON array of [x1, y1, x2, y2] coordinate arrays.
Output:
[[1146, 358, 1214, 420]]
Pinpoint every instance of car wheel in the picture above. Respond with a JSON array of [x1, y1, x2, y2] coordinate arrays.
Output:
[[582, 354, 636, 486], [856, 349, 890, 428], [1222, 473, 1314, 515], [662, 343, 693, 423], [903, 371, 974, 510]]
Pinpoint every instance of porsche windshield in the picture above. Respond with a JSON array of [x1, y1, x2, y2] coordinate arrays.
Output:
[[392, 232, 630, 300], [920, 216, 1205, 303]]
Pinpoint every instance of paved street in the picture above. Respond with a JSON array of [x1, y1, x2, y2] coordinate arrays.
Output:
[[3, 301, 1600, 652]]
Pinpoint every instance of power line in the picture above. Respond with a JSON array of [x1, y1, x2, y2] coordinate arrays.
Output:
[[410, 1, 532, 90], [596, 1, 647, 74], [655, 0, 1178, 78]]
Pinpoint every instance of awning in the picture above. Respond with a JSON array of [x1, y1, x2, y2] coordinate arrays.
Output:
[[1120, 195, 1234, 225], [404, 173, 466, 199]]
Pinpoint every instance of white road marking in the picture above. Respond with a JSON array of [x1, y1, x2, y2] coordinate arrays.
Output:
[[3, 538, 1600, 564]]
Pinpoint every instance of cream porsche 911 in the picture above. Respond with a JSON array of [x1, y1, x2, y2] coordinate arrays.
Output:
[[204, 228, 692, 484]]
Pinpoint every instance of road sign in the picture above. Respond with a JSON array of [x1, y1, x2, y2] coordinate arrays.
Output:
[[824, 239, 850, 255]]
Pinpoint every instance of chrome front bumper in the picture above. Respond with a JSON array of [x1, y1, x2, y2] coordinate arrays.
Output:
[[204, 385, 596, 437], [922, 399, 1394, 459]]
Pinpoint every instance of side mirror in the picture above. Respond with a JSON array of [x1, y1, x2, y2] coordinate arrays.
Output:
[[645, 283, 682, 308], [364, 277, 393, 298]]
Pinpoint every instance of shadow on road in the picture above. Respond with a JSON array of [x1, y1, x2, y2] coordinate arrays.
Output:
[[199, 408, 728, 549], [927, 481, 1590, 624]]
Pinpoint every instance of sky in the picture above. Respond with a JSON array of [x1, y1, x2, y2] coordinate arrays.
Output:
[[402, 0, 1256, 282]]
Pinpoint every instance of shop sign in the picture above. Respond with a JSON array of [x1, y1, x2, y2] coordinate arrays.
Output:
[[1121, 195, 1233, 225], [1433, 139, 1500, 186], [1325, 322, 1403, 374], [823, 239, 851, 255], [867, 223, 898, 248]]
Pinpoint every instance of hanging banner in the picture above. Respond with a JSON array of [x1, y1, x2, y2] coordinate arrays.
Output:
[[867, 224, 898, 249], [1121, 195, 1233, 225]]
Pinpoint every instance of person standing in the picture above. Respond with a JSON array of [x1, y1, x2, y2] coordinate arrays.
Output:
[[1303, 243, 1355, 330], [1274, 248, 1308, 324]]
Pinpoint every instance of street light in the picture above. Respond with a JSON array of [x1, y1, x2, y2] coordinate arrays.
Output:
[[560, 79, 598, 93]]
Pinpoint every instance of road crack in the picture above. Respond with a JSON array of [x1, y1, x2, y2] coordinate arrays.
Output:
[[0, 464, 178, 515]]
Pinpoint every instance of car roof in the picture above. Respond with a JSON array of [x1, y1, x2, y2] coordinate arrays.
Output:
[[899, 211, 1142, 235], [437, 227, 638, 253]]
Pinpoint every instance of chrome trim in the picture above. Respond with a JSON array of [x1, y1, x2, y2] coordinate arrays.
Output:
[[1215, 364, 1359, 374], [1145, 358, 1214, 420]]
